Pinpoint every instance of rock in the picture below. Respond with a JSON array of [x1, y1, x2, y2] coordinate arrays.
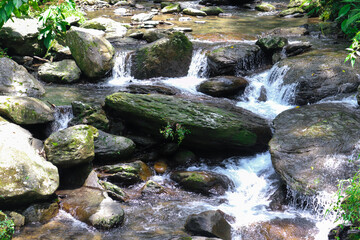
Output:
[[0, 57, 45, 97], [0, 96, 54, 124], [328, 224, 360, 240], [199, 0, 257, 7], [161, 3, 181, 14], [255, 3, 276, 11], [97, 160, 152, 186], [179, 17, 192, 21], [161, 142, 179, 155], [0, 18, 45, 56], [142, 29, 167, 43], [23, 202, 59, 224], [131, 32, 193, 79], [125, 84, 180, 95], [141, 180, 166, 194], [38, 60, 81, 84], [185, 210, 232, 240], [49, 41, 73, 61], [44, 125, 98, 168], [94, 130, 135, 162], [258, 86, 267, 102], [207, 43, 266, 77], [200, 7, 224, 15], [58, 163, 94, 189], [89, 197, 125, 229], [172, 27, 193, 32], [0, 122, 59, 207], [183, 8, 207, 16], [256, 36, 288, 53], [197, 76, 248, 97], [80, 17, 127, 40], [278, 50, 360, 105], [154, 161, 168, 174], [172, 149, 197, 166], [66, 27, 115, 79], [268, 181, 288, 211], [100, 180, 129, 202], [269, 103, 360, 195], [7, 212, 25, 228], [131, 12, 156, 22], [279, 7, 305, 17], [284, 41, 312, 57], [171, 171, 233, 195], [105, 92, 272, 153], [265, 26, 308, 37], [357, 86, 360, 106]]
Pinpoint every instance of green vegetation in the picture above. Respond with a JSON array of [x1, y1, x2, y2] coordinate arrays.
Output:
[[0, 212, 15, 240], [160, 122, 191, 145]]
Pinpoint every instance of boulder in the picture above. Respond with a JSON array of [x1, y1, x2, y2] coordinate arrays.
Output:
[[94, 130, 136, 162], [105, 92, 272, 153], [131, 13, 155, 22], [256, 36, 288, 53], [0, 96, 54, 124], [100, 180, 129, 202], [142, 29, 168, 43], [44, 125, 98, 168], [278, 50, 360, 105], [207, 43, 266, 77], [269, 103, 360, 195], [131, 32, 193, 79], [284, 41, 312, 57], [255, 3, 276, 11], [197, 76, 248, 97], [200, 7, 224, 15], [38, 60, 81, 84], [23, 202, 59, 224], [185, 210, 232, 240], [279, 7, 305, 17], [171, 171, 233, 195], [7, 211, 25, 229], [154, 161, 168, 174], [66, 27, 115, 79], [57, 162, 93, 189], [0, 18, 45, 56], [125, 84, 180, 95], [265, 27, 309, 37], [88, 197, 125, 229], [0, 57, 45, 97], [161, 3, 181, 14], [0, 122, 59, 207], [183, 8, 207, 16], [97, 160, 152, 186], [171, 149, 197, 166], [141, 180, 166, 195], [199, 0, 257, 6], [80, 17, 127, 40]]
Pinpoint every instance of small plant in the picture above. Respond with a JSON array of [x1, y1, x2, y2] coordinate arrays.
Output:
[[0, 212, 15, 240], [160, 122, 191, 145], [0, 48, 9, 58]]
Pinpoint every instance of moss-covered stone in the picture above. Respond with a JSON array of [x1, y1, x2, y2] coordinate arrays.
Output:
[[255, 3, 276, 12], [200, 6, 224, 15], [256, 36, 288, 53], [105, 93, 271, 153], [89, 198, 125, 229], [183, 8, 207, 16], [131, 32, 193, 79], [161, 3, 181, 13], [279, 7, 305, 17], [38, 60, 81, 84], [100, 180, 129, 202]]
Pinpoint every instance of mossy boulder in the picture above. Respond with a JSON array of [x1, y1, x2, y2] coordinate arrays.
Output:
[[66, 27, 115, 79], [99, 180, 129, 202], [94, 130, 136, 162], [255, 3, 276, 12], [197, 76, 248, 98], [23, 202, 59, 224], [0, 122, 59, 207], [207, 43, 266, 77], [131, 32, 193, 79], [199, 0, 257, 6], [88, 197, 125, 229], [161, 3, 181, 13], [38, 60, 81, 84], [44, 125, 98, 168], [80, 17, 127, 40], [183, 8, 207, 16], [0, 57, 45, 97], [279, 7, 305, 17], [0, 96, 54, 124], [265, 26, 309, 37], [270, 103, 360, 195], [141, 180, 166, 195], [200, 6, 224, 15], [170, 171, 234, 195], [70, 101, 109, 131], [105, 92, 271, 153], [256, 36, 288, 53]]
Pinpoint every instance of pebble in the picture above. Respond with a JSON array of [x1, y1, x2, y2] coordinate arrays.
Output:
[[179, 17, 192, 22], [195, 21, 206, 24]]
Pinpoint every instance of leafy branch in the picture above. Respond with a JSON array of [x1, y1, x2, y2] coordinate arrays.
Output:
[[160, 122, 191, 145]]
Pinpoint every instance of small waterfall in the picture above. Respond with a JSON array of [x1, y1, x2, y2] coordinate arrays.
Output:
[[187, 48, 208, 78], [50, 106, 73, 133], [108, 51, 133, 85], [236, 63, 297, 119]]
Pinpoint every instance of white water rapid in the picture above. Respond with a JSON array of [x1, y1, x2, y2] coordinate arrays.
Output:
[[50, 106, 73, 132]]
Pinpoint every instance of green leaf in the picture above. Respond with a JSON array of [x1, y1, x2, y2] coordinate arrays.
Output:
[[338, 4, 351, 19], [14, 0, 23, 9]]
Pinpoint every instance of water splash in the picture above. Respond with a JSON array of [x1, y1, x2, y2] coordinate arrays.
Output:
[[50, 106, 73, 132], [108, 51, 133, 85]]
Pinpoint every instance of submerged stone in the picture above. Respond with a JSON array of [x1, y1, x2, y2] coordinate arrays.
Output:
[[197, 76, 248, 98]]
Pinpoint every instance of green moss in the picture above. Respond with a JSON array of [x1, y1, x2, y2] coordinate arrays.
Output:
[[187, 173, 205, 182]]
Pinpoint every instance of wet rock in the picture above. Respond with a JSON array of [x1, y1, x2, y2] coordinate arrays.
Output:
[[171, 171, 233, 195], [105, 92, 272, 153], [89, 197, 125, 229], [154, 160, 168, 174], [7, 211, 25, 228], [97, 160, 152, 186], [131, 32, 192, 79], [183, 8, 207, 16], [66, 27, 115, 79], [172, 149, 197, 166], [185, 210, 232, 240], [38, 60, 81, 84], [265, 26, 309, 37], [50, 41, 73, 61], [161, 3, 181, 14], [94, 130, 135, 162], [200, 6, 224, 15], [141, 180, 166, 194], [256, 36, 288, 53], [70, 101, 109, 131], [255, 3, 276, 11], [357, 85, 360, 105], [197, 76, 248, 98], [279, 7, 305, 17], [268, 181, 288, 211], [80, 17, 127, 40], [179, 17, 192, 21], [172, 27, 193, 32], [100, 180, 129, 202], [284, 41, 312, 57], [131, 12, 156, 22], [161, 142, 179, 155], [125, 84, 180, 95], [0, 122, 59, 207], [258, 86, 267, 102], [44, 125, 98, 168], [59, 162, 93, 189], [199, 0, 257, 7], [278, 50, 360, 105], [241, 218, 317, 239], [270, 103, 360, 195], [0, 57, 45, 97], [142, 29, 168, 43], [0, 18, 45, 56], [207, 43, 266, 77], [129, 31, 144, 39], [0, 96, 54, 124], [23, 202, 59, 224]]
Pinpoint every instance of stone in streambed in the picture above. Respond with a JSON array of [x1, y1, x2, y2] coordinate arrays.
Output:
[[131, 12, 156, 22], [80, 17, 127, 40], [100, 180, 129, 202], [197, 76, 248, 98], [279, 7, 305, 17], [141, 180, 166, 195], [23, 202, 59, 224], [105, 92, 271, 153], [38, 60, 81, 84], [270, 103, 360, 195], [200, 7, 224, 15], [255, 3, 276, 12], [256, 36, 288, 53], [161, 3, 181, 14], [125, 84, 180, 95], [89, 197, 125, 229], [183, 8, 207, 16]]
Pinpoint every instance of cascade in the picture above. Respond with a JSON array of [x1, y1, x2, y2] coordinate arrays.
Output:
[[187, 48, 209, 78], [49, 106, 73, 133], [108, 50, 133, 85]]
